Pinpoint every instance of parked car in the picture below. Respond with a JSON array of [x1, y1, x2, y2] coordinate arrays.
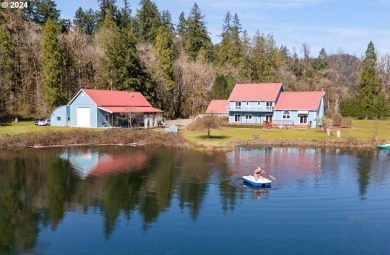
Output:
[[35, 118, 42, 125], [37, 118, 50, 126]]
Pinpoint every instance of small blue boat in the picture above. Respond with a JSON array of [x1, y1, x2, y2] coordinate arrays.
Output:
[[242, 175, 272, 188], [377, 144, 390, 150]]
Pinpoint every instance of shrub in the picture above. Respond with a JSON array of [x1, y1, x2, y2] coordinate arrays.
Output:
[[319, 116, 332, 131], [341, 118, 353, 128], [332, 113, 342, 126]]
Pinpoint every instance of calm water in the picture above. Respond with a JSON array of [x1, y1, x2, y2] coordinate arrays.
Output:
[[0, 146, 390, 255]]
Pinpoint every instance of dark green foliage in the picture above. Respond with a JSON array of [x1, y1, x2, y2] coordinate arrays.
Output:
[[217, 12, 243, 67], [358, 41, 385, 119], [332, 113, 342, 126], [161, 10, 174, 33], [27, 0, 60, 24], [104, 31, 156, 100], [0, 26, 15, 112], [134, 0, 162, 43], [340, 97, 362, 117], [40, 19, 66, 107], [154, 25, 174, 111], [118, 0, 132, 30], [313, 48, 329, 71], [96, 0, 119, 28], [73, 7, 96, 35], [184, 3, 212, 60], [210, 74, 234, 100], [341, 118, 353, 128], [372, 93, 390, 119]]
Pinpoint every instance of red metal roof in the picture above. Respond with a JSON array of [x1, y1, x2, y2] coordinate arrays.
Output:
[[274, 91, 325, 110], [83, 89, 152, 107], [99, 106, 163, 113], [205, 100, 228, 114], [228, 83, 283, 101]]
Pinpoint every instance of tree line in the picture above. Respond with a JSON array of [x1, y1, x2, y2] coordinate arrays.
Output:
[[0, 0, 389, 120]]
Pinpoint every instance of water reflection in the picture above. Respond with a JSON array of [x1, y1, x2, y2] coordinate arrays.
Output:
[[0, 147, 389, 254], [59, 148, 147, 178]]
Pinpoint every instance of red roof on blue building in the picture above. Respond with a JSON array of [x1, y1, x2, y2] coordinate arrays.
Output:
[[274, 91, 325, 110], [83, 89, 151, 107], [228, 83, 283, 101], [206, 100, 228, 114]]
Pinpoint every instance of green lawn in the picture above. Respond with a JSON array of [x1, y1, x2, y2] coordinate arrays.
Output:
[[0, 121, 88, 135], [181, 119, 390, 147], [1, 119, 389, 147]]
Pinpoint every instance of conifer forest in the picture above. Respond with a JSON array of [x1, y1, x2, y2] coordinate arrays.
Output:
[[0, 0, 389, 120]]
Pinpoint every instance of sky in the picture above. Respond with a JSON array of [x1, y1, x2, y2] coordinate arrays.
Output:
[[56, 0, 390, 58]]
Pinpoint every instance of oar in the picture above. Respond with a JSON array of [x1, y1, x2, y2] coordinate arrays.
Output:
[[268, 175, 275, 180]]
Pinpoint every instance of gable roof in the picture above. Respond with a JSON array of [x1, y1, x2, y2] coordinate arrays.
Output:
[[206, 100, 228, 114], [82, 89, 152, 107], [228, 83, 283, 101], [274, 91, 326, 111]]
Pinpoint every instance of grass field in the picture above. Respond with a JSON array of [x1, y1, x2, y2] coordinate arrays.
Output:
[[181, 119, 390, 147], [1, 119, 389, 148]]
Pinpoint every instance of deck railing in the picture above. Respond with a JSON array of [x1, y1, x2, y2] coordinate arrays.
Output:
[[227, 106, 274, 112]]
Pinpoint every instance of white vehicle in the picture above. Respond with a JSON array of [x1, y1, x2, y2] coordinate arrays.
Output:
[[37, 119, 50, 126]]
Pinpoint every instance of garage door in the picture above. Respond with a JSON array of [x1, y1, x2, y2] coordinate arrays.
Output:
[[76, 107, 90, 127]]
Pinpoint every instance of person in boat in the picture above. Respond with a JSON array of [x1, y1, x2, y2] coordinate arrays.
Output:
[[254, 166, 265, 180]]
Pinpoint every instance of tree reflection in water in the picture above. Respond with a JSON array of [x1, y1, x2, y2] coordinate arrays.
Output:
[[0, 147, 389, 254]]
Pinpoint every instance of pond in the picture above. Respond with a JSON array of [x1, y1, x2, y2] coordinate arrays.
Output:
[[0, 146, 390, 255]]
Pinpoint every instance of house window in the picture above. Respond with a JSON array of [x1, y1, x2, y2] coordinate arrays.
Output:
[[282, 111, 290, 119], [266, 102, 273, 110], [266, 114, 273, 122], [235, 102, 241, 110], [56, 116, 61, 121], [105, 114, 109, 122], [245, 114, 252, 120], [257, 102, 261, 105], [299, 115, 308, 124], [234, 114, 241, 122]]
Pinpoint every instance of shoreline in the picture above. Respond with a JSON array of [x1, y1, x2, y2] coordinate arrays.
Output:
[[0, 128, 380, 151]]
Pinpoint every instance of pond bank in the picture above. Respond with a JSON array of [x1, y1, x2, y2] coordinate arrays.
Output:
[[0, 128, 380, 151]]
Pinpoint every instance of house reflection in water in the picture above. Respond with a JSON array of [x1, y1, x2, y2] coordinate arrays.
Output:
[[226, 147, 322, 183], [59, 148, 148, 179]]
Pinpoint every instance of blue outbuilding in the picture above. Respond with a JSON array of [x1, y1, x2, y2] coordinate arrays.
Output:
[[50, 89, 163, 128]]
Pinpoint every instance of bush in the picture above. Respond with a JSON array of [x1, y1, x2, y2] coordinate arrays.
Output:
[[320, 116, 332, 131], [332, 113, 343, 126], [341, 118, 353, 128]]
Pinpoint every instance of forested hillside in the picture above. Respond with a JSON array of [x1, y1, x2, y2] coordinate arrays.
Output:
[[0, 0, 389, 120]]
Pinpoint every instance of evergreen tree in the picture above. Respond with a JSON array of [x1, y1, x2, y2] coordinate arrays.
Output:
[[73, 7, 96, 35], [154, 26, 174, 111], [134, 0, 162, 43], [249, 33, 281, 82], [218, 12, 243, 67], [104, 30, 156, 100], [177, 12, 187, 39], [185, 3, 212, 60], [118, 0, 132, 31], [161, 10, 174, 33], [96, 0, 119, 28], [40, 19, 65, 107], [209, 74, 234, 100], [0, 26, 15, 112], [313, 48, 329, 71], [358, 41, 382, 119], [27, 0, 60, 24]]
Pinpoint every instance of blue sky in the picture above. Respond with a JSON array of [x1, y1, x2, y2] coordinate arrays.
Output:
[[56, 0, 390, 58]]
